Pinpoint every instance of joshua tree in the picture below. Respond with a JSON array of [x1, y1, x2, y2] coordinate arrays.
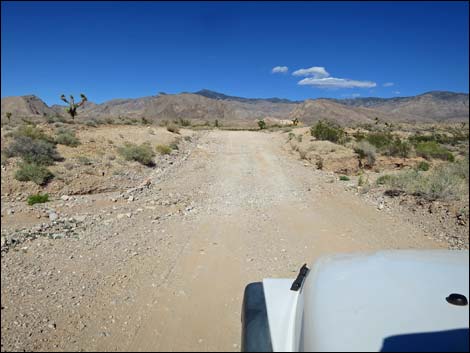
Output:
[[5, 112, 12, 124], [60, 93, 87, 119]]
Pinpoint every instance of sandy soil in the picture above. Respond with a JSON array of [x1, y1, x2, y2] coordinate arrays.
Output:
[[1, 130, 444, 352]]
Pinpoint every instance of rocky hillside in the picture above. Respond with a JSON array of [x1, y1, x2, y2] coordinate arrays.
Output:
[[287, 99, 425, 125], [333, 91, 469, 121], [1, 95, 56, 118], [2, 90, 468, 125]]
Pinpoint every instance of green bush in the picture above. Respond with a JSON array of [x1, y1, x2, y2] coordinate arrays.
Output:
[[13, 125, 54, 143], [376, 158, 468, 200], [6, 136, 61, 165], [415, 141, 454, 161], [169, 142, 179, 150], [118, 142, 155, 166], [310, 120, 345, 143], [27, 193, 49, 205], [258, 120, 266, 130], [55, 128, 80, 147], [156, 144, 172, 155], [365, 131, 394, 149], [287, 132, 296, 141], [385, 138, 412, 158], [416, 161, 430, 171], [179, 118, 191, 127], [339, 175, 350, 181], [15, 162, 53, 185]]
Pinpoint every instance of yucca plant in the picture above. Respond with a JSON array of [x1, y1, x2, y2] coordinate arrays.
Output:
[[60, 93, 87, 119]]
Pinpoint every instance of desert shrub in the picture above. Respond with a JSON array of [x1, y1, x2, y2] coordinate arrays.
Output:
[[13, 125, 54, 143], [297, 135, 303, 143], [316, 158, 323, 170], [156, 144, 172, 155], [258, 120, 266, 130], [310, 120, 345, 144], [84, 119, 98, 127], [299, 150, 307, 159], [184, 136, 192, 142], [55, 128, 80, 147], [214, 119, 219, 128], [27, 193, 49, 205], [287, 132, 296, 141], [416, 161, 430, 171], [169, 142, 179, 150], [77, 156, 92, 165], [354, 140, 376, 166], [365, 131, 394, 149], [118, 142, 155, 166], [339, 175, 350, 181], [353, 131, 366, 141], [384, 138, 412, 158], [409, 131, 469, 146], [141, 117, 151, 125], [167, 124, 180, 134], [376, 159, 468, 200], [179, 118, 191, 127], [15, 162, 53, 185], [415, 141, 454, 161], [6, 136, 61, 165], [376, 174, 397, 185]]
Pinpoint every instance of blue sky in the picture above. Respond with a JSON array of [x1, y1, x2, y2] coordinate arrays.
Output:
[[1, 1, 468, 105]]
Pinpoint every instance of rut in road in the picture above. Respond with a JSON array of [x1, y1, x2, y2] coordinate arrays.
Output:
[[79, 131, 441, 352]]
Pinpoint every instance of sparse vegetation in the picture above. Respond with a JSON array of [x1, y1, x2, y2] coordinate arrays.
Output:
[[258, 120, 266, 130], [287, 132, 296, 141], [118, 142, 155, 166], [6, 112, 12, 124], [54, 128, 80, 147], [415, 141, 455, 161], [77, 156, 92, 165], [311, 120, 345, 144], [156, 144, 172, 154], [27, 193, 49, 205], [376, 158, 468, 200], [6, 136, 61, 165], [15, 162, 53, 185], [339, 175, 350, 181], [354, 140, 376, 167]]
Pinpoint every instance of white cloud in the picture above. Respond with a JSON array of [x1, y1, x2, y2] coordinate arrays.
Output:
[[293, 66, 376, 89], [271, 66, 288, 74], [292, 66, 329, 78], [298, 77, 376, 89], [383, 82, 394, 87], [393, 90, 401, 95]]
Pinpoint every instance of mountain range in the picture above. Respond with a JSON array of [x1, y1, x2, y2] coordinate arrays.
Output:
[[1, 90, 468, 125]]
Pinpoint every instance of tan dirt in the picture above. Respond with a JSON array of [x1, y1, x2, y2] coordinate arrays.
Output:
[[1, 130, 443, 352]]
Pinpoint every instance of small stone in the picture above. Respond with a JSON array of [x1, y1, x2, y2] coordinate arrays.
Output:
[[128, 196, 134, 202], [49, 212, 58, 221], [61, 195, 70, 201]]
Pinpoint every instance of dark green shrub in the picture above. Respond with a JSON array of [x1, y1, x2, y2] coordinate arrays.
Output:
[[416, 161, 430, 171], [365, 131, 394, 149], [339, 175, 350, 181], [415, 141, 455, 161], [179, 118, 191, 127], [258, 120, 266, 130], [15, 162, 53, 185], [310, 120, 345, 143], [118, 143, 155, 166], [6, 136, 61, 165], [27, 193, 49, 205]]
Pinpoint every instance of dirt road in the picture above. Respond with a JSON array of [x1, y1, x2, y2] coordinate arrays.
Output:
[[1, 130, 442, 352]]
